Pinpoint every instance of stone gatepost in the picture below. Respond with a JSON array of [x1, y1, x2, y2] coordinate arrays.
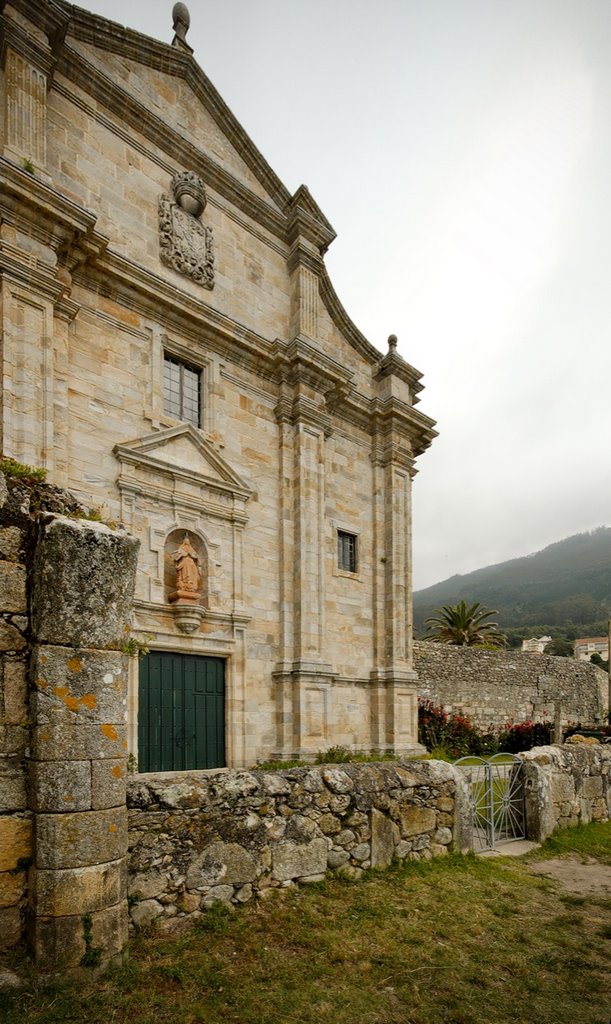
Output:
[[27, 515, 138, 972]]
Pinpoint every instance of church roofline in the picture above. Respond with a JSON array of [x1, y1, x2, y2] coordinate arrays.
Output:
[[54, 1, 292, 213]]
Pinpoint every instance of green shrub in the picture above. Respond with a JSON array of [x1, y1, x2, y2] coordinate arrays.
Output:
[[0, 455, 47, 482]]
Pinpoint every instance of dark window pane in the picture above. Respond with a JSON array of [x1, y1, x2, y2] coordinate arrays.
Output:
[[338, 530, 357, 573], [163, 354, 201, 427]]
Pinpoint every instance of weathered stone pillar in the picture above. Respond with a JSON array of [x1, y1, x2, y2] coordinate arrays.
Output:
[[27, 514, 138, 972]]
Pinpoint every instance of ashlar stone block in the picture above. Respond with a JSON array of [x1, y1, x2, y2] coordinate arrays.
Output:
[[0, 563, 26, 613], [29, 760, 92, 813], [31, 515, 139, 649], [0, 869, 25, 909], [91, 759, 126, 810], [0, 906, 22, 950], [0, 817, 32, 872], [30, 900, 128, 971], [0, 527, 23, 562], [35, 807, 128, 870], [31, 721, 128, 762], [31, 646, 127, 725], [30, 860, 126, 917], [1, 659, 28, 724]]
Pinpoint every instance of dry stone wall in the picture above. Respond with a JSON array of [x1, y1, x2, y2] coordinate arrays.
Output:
[[126, 760, 471, 932], [521, 744, 610, 841], [414, 641, 606, 729]]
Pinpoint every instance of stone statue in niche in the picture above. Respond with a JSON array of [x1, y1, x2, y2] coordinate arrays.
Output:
[[169, 533, 201, 605], [159, 170, 214, 287]]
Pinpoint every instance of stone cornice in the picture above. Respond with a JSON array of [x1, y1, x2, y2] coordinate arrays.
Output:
[[374, 347, 424, 402], [318, 264, 382, 365], [55, 45, 287, 240], [0, 13, 56, 76], [55, 2, 290, 213], [286, 186, 336, 254], [1, 0, 69, 62], [56, 0, 292, 212], [115, 462, 252, 514], [134, 600, 252, 629], [371, 397, 438, 459], [272, 335, 355, 393], [0, 156, 103, 249], [77, 248, 277, 376]]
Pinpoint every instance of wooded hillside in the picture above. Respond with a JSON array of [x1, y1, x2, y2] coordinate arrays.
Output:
[[413, 527, 611, 645]]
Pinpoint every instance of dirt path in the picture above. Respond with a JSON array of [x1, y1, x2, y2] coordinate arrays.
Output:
[[527, 856, 611, 897]]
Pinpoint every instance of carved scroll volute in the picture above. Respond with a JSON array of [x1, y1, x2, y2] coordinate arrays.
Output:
[[159, 170, 215, 288]]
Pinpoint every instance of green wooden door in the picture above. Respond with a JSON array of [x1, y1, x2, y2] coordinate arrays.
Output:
[[138, 652, 225, 772]]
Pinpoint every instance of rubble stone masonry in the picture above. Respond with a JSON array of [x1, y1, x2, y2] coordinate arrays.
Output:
[[414, 641, 606, 729]]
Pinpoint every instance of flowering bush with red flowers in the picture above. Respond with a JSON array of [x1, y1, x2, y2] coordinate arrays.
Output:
[[496, 719, 553, 753], [418, 700, 560, 758], [418, 699, 498, 758]]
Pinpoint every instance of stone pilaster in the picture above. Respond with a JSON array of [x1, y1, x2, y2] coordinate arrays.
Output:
[[370, 338, 435, 756], [27, 514, 138, 973], [0, 1, 69, 179]]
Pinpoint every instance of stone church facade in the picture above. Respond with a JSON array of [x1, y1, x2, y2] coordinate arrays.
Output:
[[0, 0, 436, 769]]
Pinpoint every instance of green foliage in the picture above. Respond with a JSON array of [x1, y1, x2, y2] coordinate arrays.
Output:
[[417, 699, 558, 757], [545, 636, 575, 657], [497, 719, 554, 753], [424, 600, 506, 648], [0, 455, 47, 482], [254, 746, 399, 771], [22, 157, 35, 173], [314, 746, 397, 765], [121, 634, 152, 659], [254, 757, 306, 770], [418, 699, 500, 758], [590, 652, 609, 671]]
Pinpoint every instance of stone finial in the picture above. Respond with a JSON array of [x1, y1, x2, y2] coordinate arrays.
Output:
[[171, 170, 206, 218], [172, 3, 192, 50], [388, 334, 398, 352]]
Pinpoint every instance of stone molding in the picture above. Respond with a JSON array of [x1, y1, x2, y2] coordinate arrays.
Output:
[[0, 157, 107, 269], [113, 424, 254, 507], [61, 4, 291, 212], [56, 44, 287, 239]]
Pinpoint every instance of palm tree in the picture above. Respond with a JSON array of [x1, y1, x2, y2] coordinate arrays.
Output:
[[424, 600, 506, 648]]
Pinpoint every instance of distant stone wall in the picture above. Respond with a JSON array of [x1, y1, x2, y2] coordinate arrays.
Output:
[[521, 744, 610, 840], [414, 641, 607, 729], [126, 760, 471, 932]]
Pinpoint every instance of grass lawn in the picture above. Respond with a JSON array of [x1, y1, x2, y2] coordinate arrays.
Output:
[[1, 822, 609, 1024]]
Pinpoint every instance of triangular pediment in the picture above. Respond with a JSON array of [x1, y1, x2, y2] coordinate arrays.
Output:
[[65, 6, 290, 213], [113, 424, 253, 499]]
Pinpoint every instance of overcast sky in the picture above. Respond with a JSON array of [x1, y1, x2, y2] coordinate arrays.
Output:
[[86, 0, 611, 589]]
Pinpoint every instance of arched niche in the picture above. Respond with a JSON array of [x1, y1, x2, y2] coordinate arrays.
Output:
[[164, 529, 208, 608]]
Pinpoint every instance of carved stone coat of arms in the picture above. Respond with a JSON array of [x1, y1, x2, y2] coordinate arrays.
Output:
[[159, 170, 214, 288]]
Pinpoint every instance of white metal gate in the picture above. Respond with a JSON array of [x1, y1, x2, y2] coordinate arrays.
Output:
[[454, 753, 526, 851]]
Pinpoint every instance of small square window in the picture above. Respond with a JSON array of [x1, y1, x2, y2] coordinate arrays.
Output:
[[163, 354, 201, 428], [337, 530, 357, 573]]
